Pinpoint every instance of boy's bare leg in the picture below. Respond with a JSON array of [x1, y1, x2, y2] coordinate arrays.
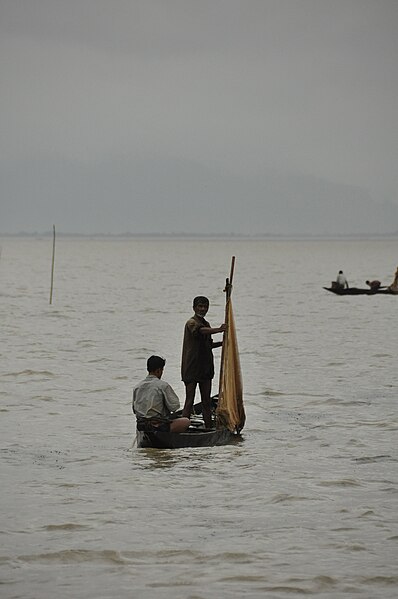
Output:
[[182, 382, 196, 419], [199, 380, 212, 428]]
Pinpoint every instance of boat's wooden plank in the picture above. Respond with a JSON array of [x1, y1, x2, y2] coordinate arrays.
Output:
[[136, 428, 241, 449]]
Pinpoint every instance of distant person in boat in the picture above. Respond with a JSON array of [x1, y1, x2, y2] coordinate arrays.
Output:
[[335, 270, 349, 289], [181, 296, 226, 429], [365, 279, 381, 291], [388, 266, 398, 291], [132, 355, 190, 433]]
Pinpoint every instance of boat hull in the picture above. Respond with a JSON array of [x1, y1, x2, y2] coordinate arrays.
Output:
[[323, 287, 397, 296], [136, 427, 241, 449]]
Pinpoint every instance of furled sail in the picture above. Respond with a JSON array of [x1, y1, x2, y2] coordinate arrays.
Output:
[[216, 260, 245, 433]]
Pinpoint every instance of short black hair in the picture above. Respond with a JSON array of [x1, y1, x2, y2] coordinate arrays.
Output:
[[147, 355, 166, 372], [193, 296, 209, 307]]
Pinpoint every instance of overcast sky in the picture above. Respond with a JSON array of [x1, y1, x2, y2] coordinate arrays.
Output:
[[1, 0, 397, 235]]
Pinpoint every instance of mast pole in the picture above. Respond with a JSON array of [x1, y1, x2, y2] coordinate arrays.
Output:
[[226, 255, 235, 303], [218, 256, 235, 397]]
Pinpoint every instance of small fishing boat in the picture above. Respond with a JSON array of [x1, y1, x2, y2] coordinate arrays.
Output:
[[136, 257, 246, 449], [136, 423, 241, 449], [324, 267, 398, 296], [323, 286, 397, 296]]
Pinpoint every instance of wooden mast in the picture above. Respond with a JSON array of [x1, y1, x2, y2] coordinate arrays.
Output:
[[218, 256, 235, 397]]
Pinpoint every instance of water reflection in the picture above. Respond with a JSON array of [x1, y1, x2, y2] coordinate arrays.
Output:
[[133, 442, 246, 471], [137, 448, 182, 470]]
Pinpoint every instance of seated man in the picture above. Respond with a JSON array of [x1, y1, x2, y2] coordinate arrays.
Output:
[[335, 270, 349, 289], [366, 279, 381, 290], [132, 355, 190, 433]]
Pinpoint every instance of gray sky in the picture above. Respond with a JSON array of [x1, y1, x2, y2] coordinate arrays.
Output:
[[1, 0, 398, 235]]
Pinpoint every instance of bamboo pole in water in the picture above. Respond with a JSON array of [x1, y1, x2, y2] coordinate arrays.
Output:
[[49, 225, 56, 304]]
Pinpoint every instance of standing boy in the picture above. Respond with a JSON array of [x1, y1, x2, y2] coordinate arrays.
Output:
[[181, 296, 226, 428]]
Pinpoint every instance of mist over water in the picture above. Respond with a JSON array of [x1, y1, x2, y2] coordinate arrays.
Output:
[[1, 237, 397, 598]]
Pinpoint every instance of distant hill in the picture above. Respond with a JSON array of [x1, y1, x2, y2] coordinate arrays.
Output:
[[1, 157, 398, 235]]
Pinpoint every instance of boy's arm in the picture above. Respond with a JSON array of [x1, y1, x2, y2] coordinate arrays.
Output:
[[199, 324, 226, 335], [212, 340, 223, 348]]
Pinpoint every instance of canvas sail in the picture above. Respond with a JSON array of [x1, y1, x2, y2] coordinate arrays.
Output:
[[216, 293, 245, 433]]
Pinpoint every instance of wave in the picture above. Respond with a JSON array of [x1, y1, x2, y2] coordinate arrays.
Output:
[[1, 369, 55, 378], [43, 523, 89, 531]]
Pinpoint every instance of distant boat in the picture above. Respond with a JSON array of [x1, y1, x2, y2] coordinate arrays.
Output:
[[324, 266, 398, 296], [323, 286, 397, 296], [136, 257, 246, 449]]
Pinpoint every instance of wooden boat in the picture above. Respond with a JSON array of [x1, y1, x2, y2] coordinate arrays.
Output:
[[136, 426, 241, 449], [136, 257, 246, 449], [324, 267, 398, 296], [323, 286, 397, 296]]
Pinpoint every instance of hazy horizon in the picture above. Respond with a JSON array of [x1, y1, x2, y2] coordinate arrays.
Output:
[[2, 229, 397, 239]]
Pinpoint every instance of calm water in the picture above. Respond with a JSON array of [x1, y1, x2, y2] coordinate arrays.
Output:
[[1, 236, 397, 599]]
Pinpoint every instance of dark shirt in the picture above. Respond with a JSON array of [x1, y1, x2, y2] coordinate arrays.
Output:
[[181, 314, 214, 383]]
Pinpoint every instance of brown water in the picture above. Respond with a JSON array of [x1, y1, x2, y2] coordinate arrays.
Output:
[[1, 237, 397, 598]]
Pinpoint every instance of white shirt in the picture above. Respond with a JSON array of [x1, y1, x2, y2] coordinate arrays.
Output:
[[132, 374, 180, 419], [336, 273, 348, 287]]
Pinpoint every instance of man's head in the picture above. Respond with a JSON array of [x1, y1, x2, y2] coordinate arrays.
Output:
[[193, 296, 209, 317], [147, 355, 166, 378]]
